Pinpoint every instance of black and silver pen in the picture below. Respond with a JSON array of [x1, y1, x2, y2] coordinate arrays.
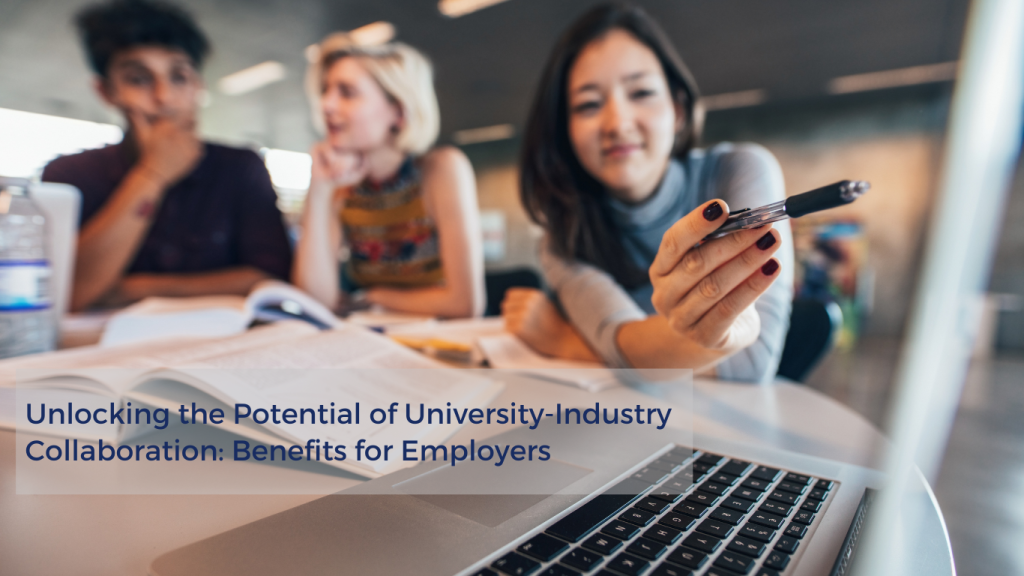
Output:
[[703, 180, 870, 241]]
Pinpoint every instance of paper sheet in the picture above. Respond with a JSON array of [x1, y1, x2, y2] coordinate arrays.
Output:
[[477, 333, 620, 392]]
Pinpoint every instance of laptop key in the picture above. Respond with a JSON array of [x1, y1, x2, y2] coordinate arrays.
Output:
[[606, 552, 649, 576], [626, 537, 666, 560], [692, 461, 714, 473], [666, 545, 708, 569], [673, 501, 709, 518], [634, 497, 671, 515], [775, 481, 808, 495], [713, 550, 756, 574], [759, 501, 792, 517], [696, 518, 734, 539], [767, 491, 799, 506], [540, 566, 580, 576], [784, 523, 808, 539], [583, 534, 624, 556], [698, 481, 731, 496], [793, 510, 815, 525], [719, 459, 754, 477], [697, 453, 726, 466], [546, 490, 640, 542], [774, 535, 799, 554], [739, 523, 776, 543], [750, 466, 782, 482], [784, 473, 812, 486], [741, 477, 772, 492], [754, 569, 781, 576], [644, 524, 682, 545], [602, 520, 641, 541], [749, 510, 785, 530], [763, 551, 791, 570], [472, 569, 500, 576], [619, 508, 656, 527], [492, 551, 541, 576], [562, 547, 603, 572], [632, 467, 671, 484], [519, 533, 569, 562], [686, 491, 720, 507], [731, 487, 763, 502], [720, 496, 757, 514], [683, 532, 722, 553], [648, 489, 684, 504], [816, 479, 834, 491], [727, 535, 767, 558], [648, 458, 683, 473], [659, 512, 697, 532], [710, 507, 744, 526], [800, 500, 822, 512], [807, 488, 828, 501], [708, 472, 740, 486], [651, 564, 693, 576], [663, 447, 696, 464]]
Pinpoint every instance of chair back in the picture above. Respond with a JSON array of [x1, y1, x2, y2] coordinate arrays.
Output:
[[484, 268, 542, 317], [776, 298, 844, 382]]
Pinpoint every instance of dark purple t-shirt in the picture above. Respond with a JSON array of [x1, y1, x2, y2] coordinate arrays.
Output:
[[41, 139, 292, 280]]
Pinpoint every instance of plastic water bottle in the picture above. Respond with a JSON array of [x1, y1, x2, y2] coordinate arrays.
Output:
[[0, 179, 56, 359]]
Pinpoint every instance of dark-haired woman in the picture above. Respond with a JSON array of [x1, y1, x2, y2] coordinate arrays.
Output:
[[502, 3, 793, 382]]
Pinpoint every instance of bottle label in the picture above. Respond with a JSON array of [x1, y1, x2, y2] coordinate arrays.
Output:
[[0, 260, 52, 311]]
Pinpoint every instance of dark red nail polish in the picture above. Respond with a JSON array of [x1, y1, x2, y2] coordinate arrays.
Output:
[[756, 232, 776, 250], [703, 201, 723, 221], [762, 260, 779, 276]]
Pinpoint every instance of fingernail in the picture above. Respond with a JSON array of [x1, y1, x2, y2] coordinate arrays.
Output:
[[756, 232, 777, 250], [703, 201, 723, 221], [762, 260, 779, 276]]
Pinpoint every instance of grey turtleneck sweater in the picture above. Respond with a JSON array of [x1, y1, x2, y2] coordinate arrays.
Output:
[[541, 142, 794, 383]]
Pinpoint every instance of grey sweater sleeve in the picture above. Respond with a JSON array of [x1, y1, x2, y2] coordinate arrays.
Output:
[[539, 238, 645, 368], [710, 144, 794, 383]]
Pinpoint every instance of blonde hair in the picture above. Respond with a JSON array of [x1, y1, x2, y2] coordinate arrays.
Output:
[[306, 33, 440, 155]]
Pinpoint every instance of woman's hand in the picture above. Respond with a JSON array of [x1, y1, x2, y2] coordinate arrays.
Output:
[[308, 141, 368, 201], [501, 288, 600, 362], [649, 199, 782, 359]]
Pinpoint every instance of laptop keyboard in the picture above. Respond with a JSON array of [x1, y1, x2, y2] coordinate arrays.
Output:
[[472, 445, 836, 576]]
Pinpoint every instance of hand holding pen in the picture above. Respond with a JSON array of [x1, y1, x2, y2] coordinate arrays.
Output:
[[703, 180, 870, 241]]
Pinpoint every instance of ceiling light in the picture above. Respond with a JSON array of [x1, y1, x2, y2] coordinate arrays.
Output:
[[828, 61, 958, 94], [350, 21, 395, 46], [218, 61, 287, 96], [701, 89, 768, 111], [439, 0, 510, 18], [452, 123, 515, 145]]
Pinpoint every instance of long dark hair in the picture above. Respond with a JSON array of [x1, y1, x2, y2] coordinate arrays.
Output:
[[520, 3, 702, 288]]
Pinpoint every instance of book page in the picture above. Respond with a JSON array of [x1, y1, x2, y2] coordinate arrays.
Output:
[[6, 321, 318, 396], [478, 333, 619, 392], [150, 325, 502, 475], [100, 295, 251, 347]]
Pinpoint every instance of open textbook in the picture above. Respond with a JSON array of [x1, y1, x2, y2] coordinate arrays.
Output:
[[100, 280, 340, 347], [2, 322, 503, 478]]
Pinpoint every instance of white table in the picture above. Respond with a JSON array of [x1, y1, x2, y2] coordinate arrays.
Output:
[[0, 374, 953, 576]]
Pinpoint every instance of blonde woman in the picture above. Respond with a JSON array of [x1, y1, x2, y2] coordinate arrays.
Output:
[[293, 34, 485, 318]]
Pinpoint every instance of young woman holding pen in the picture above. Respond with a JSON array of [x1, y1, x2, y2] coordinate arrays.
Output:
[[502, 3, 794, 382], [294, 34, 485, 318]]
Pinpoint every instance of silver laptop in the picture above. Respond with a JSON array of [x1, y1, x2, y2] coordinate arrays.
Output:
[[149, 0, 1020, 573]]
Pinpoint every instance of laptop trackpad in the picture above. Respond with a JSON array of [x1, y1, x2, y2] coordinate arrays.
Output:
[[394, 459, 592, 528]]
